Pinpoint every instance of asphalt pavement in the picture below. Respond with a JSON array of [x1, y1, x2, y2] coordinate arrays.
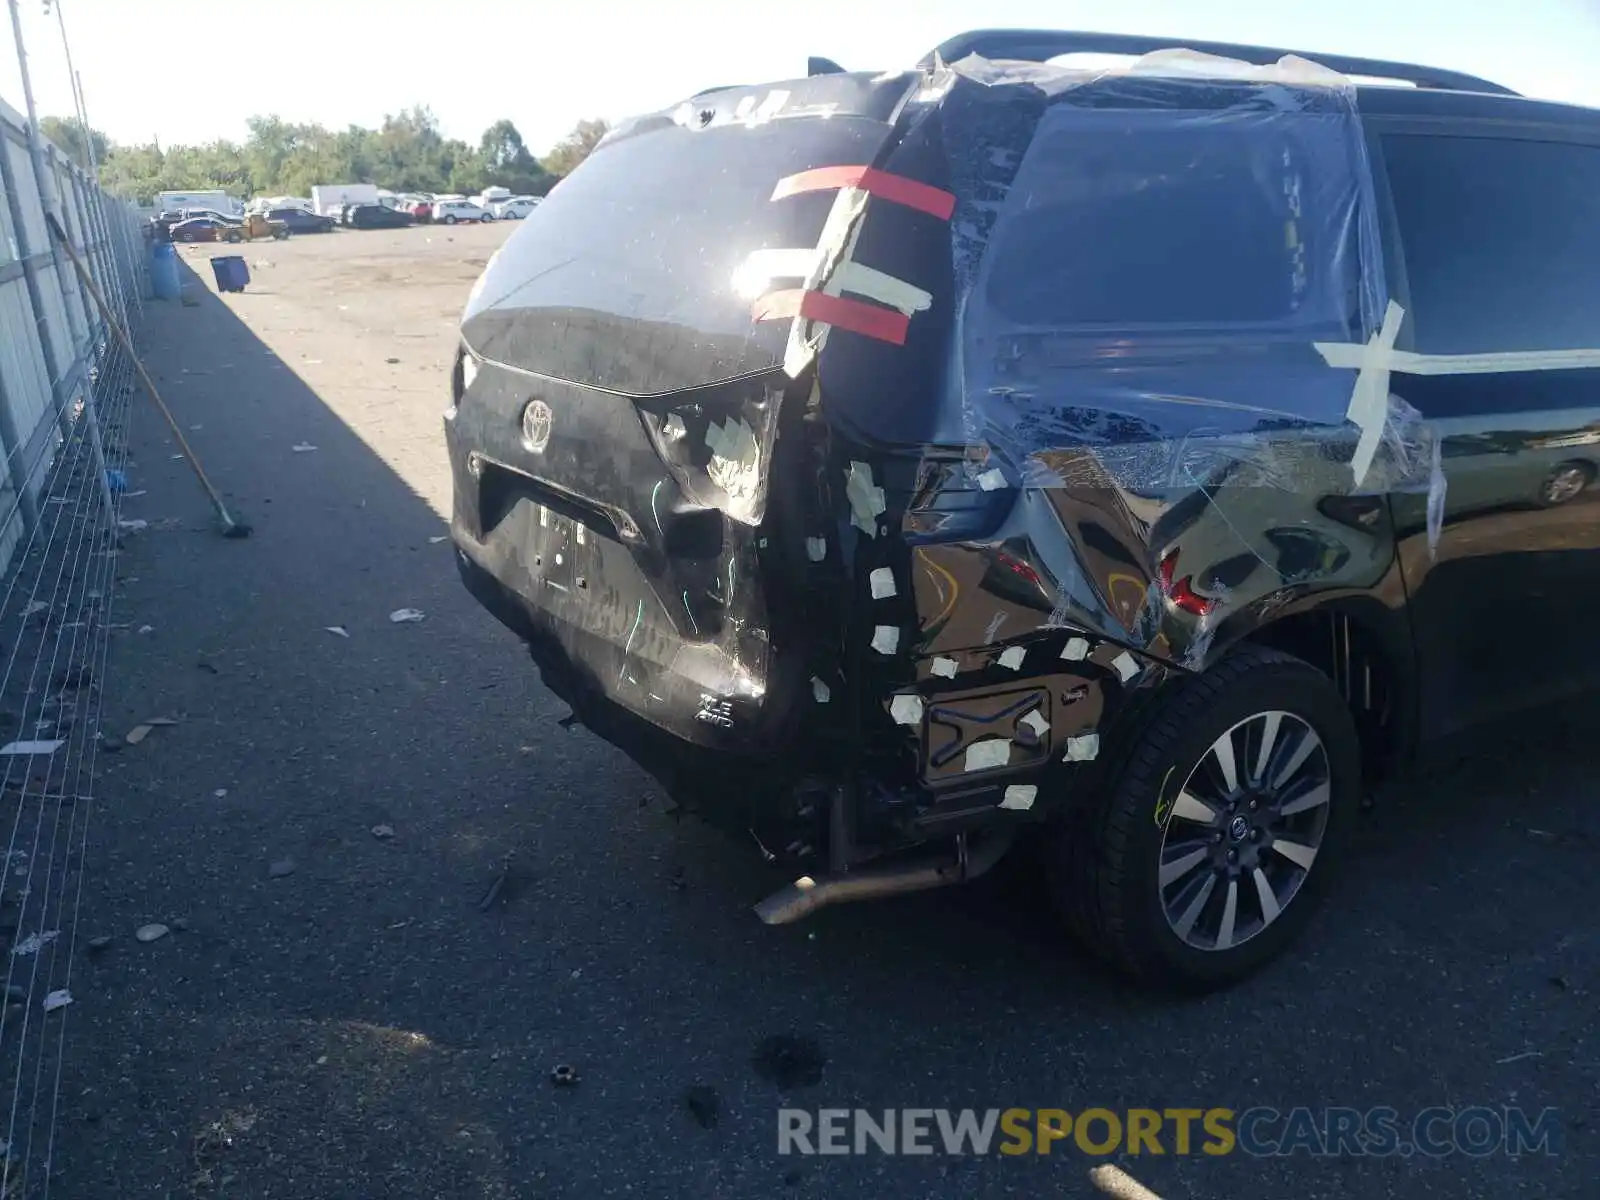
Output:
[[46, 229, 1598, 1198]]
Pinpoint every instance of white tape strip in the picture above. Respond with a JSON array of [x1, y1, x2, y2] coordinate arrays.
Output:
[[869, 567, 897, 599], [1000, 785, 1037, 811], [1313, 340, 1600, 376], [890, 694, 924, 725], [1340, 300, 1405, 488], [997, 646, 1026, 671], [1112, 652, 1141, 683], [871, 625, 900, 655], [930, 656, 959, 679], [1021, 710, 1050, 737], [964, 739, 1011, 772], [741, 248, 934, 317], [811, 677, 831, 703], [1061, 637, 1091, 662], [1064, 733, 1100, 762]]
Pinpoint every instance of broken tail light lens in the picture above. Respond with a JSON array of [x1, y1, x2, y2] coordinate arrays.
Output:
[[1159, 549, 1215, 617]]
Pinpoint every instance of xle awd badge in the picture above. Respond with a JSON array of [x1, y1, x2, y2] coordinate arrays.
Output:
[[522, 398, 554, 452]]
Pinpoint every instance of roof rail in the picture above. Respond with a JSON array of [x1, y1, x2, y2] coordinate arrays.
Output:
[[920, 29, 1519, 97]]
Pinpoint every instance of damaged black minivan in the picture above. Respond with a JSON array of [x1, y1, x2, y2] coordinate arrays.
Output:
[[447, 29, 1600, 989]]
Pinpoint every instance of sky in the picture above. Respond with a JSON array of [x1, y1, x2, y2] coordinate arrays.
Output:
[[0, 0, 1597, 157]]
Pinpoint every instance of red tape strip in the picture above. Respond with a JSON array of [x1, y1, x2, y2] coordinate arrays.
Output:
[[753, 289, 911, 346], [771, 166, 956, 221]]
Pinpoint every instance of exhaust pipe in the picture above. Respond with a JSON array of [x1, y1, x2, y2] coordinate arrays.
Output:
[[753, 831, 1016, 925]]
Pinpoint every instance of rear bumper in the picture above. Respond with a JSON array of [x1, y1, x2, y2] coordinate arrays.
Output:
[[454, 542, 828, 852]]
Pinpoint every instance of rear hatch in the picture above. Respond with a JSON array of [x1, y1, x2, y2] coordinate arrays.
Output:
[[447, 71, 925, 752]]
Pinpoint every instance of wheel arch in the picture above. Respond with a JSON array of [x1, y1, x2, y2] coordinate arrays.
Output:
[[1236, 596, 1418, 784]]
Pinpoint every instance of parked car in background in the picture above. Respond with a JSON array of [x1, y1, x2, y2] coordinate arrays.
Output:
[[435, 199, 491, 225], [491, 196, 541, 220], [346, 203, 415, 230], [405, 198, 434, 223], [169, 216, 233, 243], [269, 207, 337, 234], [180, 208, 242, 226]]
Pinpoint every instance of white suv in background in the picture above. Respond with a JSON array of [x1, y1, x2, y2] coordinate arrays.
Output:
[[491, 196, 542, 220], [435, 199, 492, 225]]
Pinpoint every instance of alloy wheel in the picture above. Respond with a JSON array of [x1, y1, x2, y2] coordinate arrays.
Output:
[[1158, 711, 1332, 952]]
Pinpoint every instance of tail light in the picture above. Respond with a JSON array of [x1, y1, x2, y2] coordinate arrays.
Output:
[[1159, 549, 1215, 617]]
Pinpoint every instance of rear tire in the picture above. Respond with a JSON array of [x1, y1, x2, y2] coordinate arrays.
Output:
[[443, 215, 457, 225], [1044, 645, 1360, 991]]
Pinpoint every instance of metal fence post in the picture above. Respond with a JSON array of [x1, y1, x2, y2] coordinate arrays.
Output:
[[7, 0, 112, 516]]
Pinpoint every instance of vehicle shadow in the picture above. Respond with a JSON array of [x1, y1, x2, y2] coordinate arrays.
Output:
[[54, 254, 1596, 1200]]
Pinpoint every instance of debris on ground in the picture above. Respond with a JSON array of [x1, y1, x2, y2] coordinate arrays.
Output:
[[371, 824, 395, 840], [428, 535, 448, 544], [549, 1064, 579, 1087], [125, 717, 178, 746], [0, 740, 65, 757], [197, 660, 220, 674], [684, 1085, 721, 1129], [385, 357, 401, 364], [325, 625, 350, 638], [135, 923, 170, 944], [137, 625, 154, 634], [1089, 1163, 1166, 1200], [213, 789, 228, 799], [268, 858, 296, 879], [751, 1035, 826, 1090], [11, 931, 60, 956], [42, 989, 72, 1012], [389, 609, 425, 624], [292, 443, 317, 453], [86, 935, 113, 953], [1496, 1049, 1543, 1065], [117, 519, 148, 532]]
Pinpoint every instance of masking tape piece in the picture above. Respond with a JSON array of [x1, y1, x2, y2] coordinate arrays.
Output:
[[871, 625, 900, 656], [930, 656, 959, 679], [806, 536, 827, 562], [1312, 341, 1600, 376], [739, 249, 933, 316], [976, 468, 1007, 491], [1342, 299, 1405, 489], [812, 677, 830, 704], [1062, 637, 1090, 661], [1000, 785, 1037, 811], [1112, 652, 1141, 683], [964, 739, 1011, 772], [997, 646, 1026, 671], [890, 694, 924, 726], [869, 567, 897, 599], [663, 413, 687, 440], [539, 507, 550, 528], [845, 460, 887, 536], [1065, 733, 1100, 762], [1021, 710, 1050, 737]]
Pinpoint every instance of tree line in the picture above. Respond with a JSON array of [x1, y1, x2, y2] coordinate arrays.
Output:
[[39, 109, 610, 205]]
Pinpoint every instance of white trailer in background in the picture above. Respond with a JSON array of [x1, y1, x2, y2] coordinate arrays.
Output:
[[157, 189, 241, 215], [311, 183, 380, 216]]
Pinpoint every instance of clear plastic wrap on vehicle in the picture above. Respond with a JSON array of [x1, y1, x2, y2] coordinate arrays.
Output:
[[939, 49, 1444, 527]]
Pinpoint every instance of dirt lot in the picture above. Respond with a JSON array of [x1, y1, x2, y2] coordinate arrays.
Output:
[[45, 222, 1598, 1198]]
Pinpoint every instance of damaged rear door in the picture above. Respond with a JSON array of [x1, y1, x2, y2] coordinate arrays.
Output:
[[447, 73, 920, 750]]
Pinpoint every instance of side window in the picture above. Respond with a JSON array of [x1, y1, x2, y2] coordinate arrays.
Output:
[[1380, 133, 1600, 355]]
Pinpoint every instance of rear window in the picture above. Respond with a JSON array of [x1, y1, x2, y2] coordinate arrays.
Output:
[[976, 107, 1369, 336], [460, 114, 892, 396]]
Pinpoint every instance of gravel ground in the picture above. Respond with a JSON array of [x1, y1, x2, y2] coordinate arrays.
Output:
[[41, 223, 1599, 1198]]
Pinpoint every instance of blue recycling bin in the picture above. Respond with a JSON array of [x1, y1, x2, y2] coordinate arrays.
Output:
[[150, 241, 180, 300], [209, 255, 250, 293]]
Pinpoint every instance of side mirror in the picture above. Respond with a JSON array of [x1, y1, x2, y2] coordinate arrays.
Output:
[[807, 56, 845, 76]]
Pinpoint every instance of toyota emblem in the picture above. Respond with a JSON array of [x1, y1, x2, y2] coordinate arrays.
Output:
[[522, 398, 554, 452]]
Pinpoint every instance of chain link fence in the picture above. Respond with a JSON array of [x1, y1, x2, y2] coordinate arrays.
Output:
[[0, 78, 146, 1191]]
